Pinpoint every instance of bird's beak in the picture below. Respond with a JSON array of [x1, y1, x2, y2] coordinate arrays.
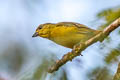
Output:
[[32, 32, 39, 37]]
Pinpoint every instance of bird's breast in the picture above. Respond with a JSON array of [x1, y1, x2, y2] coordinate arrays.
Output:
[[50, 32, 84, 48]]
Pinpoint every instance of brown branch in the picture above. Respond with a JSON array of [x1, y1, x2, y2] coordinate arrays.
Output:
[[48, 18, 120, 73], [113, 62, 120, 80]]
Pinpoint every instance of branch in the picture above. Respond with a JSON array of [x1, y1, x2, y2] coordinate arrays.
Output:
[[48, 18, 120, 73], [113, 62, 120, 80]]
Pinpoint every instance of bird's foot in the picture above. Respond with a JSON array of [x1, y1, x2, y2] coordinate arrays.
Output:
[[72, 43, 85, 56]]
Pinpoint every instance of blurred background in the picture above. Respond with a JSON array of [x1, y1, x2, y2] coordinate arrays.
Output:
[[0, 0, 120, 80]]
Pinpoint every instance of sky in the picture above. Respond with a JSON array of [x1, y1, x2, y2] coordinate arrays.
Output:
[[0, 0, 120, 80]]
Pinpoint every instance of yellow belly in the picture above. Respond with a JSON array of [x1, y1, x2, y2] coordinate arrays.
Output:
[[49, 26, 98, 48], [50, 33, 88, 48], [49, 27, 81, 48], [52, 36, 80, 48]]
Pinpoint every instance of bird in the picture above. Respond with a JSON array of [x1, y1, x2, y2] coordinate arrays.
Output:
[[32, 22, 101, 49]]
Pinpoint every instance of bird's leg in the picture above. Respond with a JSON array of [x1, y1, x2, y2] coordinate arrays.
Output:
[[72, 42, 86, 56]]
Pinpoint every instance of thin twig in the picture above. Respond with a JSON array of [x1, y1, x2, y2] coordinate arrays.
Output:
[[113, 63, 120, 80], [48, 18, 120, 73]]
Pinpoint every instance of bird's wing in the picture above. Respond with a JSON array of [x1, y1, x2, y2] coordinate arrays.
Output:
[[56, 22, 85, 27], [56, 22, 96, 34]]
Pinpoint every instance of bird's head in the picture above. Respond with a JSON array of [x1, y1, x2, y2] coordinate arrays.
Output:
[[32, 23, 55, 38]]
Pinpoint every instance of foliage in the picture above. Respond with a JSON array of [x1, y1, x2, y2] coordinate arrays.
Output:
[[87, 67, 112, 80], [97, 6, 120, 30], [88, 6, 120, 80], [105, 48, 120, 64]]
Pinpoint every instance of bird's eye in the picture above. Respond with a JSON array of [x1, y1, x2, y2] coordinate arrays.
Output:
[[39, 27, 42, 29], [37, 25, 42, 29]]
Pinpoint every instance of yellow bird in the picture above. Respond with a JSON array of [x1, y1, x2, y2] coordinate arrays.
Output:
[[32, 22, 101, 49]]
